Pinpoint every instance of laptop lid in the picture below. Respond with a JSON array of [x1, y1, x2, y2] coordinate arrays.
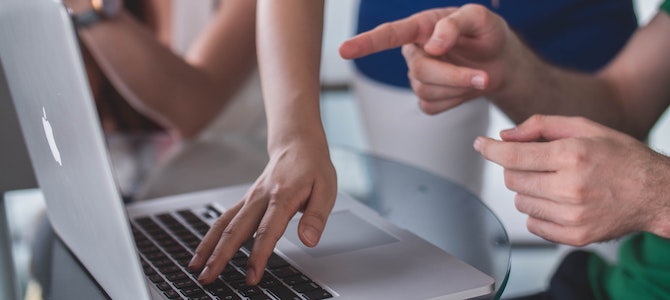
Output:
[[0, 0, 151, 299]]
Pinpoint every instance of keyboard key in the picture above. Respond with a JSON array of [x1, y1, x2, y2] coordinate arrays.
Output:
[[293, 282, 320, 293], [270, 266, 300, 278], [162, 289, 181, 299], [259, 273, 280, 288], [247, 293, 273, 300], [282, 275, 309, 286], [266, 254, 289, 269], [264, 284, 301, 300], [301, 289, 333, 300], [148, 275, 163, 283], [173, 279, 198, 289]]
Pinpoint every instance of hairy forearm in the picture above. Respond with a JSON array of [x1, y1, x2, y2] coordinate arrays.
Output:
[[492, 13, 670, 141], [490, 34, 631, 136], [257, 0, 326, 152], [78, 1, 256, 138]]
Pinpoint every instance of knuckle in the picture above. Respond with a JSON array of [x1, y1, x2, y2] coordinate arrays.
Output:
[[563, 208, 586, 226], [503, 170, 517, 191], [463, 4, 489, 23], [513, 194, 526, 212], [564, 143, 589, 168], [563, 182, 588, 203], [418, 101, 437, 115], [255, 226, 282, 245], [377, 23, 400, 47], [527, 114, 546, 127], [221, 223, 239, 238], [414, 83, 434, 100], [569, 230, 591, 247]]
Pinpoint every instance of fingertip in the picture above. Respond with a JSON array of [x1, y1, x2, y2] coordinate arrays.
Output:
[[188, 253, 203, 271], [300, 225, 321, 247], [473, 137, 484, 152], [197, 266, 213, 284], [245, 267, 259, 286], [338, 40, 361, 59], [471, 74, 487, 90]]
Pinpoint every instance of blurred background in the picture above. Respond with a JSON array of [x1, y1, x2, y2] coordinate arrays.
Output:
[[2, 0, 667, 299]]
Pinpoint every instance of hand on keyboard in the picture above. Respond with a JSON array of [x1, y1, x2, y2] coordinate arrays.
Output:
[[188, 140, 337, 286]]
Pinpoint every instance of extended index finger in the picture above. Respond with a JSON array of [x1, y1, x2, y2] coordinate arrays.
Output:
[[339, 8, 456, 59]]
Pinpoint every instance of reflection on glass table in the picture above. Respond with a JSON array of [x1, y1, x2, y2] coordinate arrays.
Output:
[[26, 134, 510, 299]]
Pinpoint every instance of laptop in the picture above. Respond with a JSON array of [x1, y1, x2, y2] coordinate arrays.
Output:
[[0, 0, 495, 299]]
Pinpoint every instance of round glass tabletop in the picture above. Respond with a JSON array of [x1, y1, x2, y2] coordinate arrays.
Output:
[[22, 135, 509, 299]]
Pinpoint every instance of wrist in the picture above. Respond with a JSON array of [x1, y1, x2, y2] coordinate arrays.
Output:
[[267, 130, 329, 157], [489, 31, 552, 123], [648, 155, 670, 239]]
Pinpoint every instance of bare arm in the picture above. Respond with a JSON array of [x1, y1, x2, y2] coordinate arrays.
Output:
[[257, 0, 326, 150], [187, 0, 338, 286], [493, 11, 670, 139], [68, 0, 257, 138]]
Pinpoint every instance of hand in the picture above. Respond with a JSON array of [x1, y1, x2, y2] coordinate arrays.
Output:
[[474, 115, 670, 246], [188, 139, 337, 285], [339, 4, 515, 114]]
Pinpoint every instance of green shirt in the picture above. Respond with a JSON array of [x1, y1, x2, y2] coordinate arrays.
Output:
[[663, 0, 670, 14], [589, 233, 670, 299]]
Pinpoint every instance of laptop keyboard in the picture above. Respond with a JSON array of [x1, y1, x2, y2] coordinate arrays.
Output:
[[131, 206, 333, 300]]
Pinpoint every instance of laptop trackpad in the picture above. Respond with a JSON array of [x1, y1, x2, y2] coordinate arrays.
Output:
[[285, 210, 399, 258]]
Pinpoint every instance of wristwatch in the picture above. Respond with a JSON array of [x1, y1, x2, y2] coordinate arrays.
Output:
[[70, 0, 122, 28]]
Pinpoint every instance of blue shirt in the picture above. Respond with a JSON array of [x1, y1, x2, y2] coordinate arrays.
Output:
[[354, 0, 638, 88]]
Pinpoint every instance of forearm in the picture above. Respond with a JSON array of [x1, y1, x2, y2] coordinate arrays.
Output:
[[256, 0, 327, 152], [78, 1, 256, 138], [492, 13, 670, 141], [490, 33, 629, 136]]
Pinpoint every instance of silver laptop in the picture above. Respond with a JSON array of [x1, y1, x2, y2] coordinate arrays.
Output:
[[0, 0, 495, 299]]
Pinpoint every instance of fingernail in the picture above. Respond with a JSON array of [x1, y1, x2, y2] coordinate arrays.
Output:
[[473, 137, 482, 152], [198, 266, 211, 282], [188, 254, 201, 269], [471, 75, 485, 90], [302, 226, 319, 246], [246, 267, 257, 285]]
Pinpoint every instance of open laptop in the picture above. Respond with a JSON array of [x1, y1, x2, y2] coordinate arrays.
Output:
[[0, 0, 495, 299]]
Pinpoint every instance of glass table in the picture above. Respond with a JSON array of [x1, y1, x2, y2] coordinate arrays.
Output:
[[18, 134, 510, 299]]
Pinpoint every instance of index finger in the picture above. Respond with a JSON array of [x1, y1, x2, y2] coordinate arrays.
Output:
[[339, 8, 456, 59]]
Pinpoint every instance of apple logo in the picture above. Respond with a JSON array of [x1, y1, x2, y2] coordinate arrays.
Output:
[[42, 107, 62, 166]]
